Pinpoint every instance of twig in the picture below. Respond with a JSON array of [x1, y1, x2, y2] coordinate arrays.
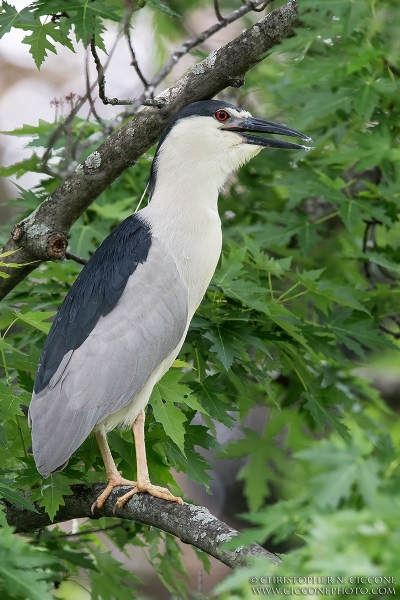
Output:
[[85, 49, 105, 126], [31, 522, 124, 542], [243, 0, 271, 11], [65, 251, 88, 266], [125, 28, 148, 87], [90, 38, 140, 107], [213, 0, 226, 22]]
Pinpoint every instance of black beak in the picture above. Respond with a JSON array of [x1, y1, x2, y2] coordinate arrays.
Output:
[[221, 117, 313, 151]]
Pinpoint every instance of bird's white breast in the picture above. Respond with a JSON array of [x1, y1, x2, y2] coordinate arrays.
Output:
[[142, 202, 222, 319]]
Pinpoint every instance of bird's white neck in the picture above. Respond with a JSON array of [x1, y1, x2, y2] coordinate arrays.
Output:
[[138, 115, 262, 316]]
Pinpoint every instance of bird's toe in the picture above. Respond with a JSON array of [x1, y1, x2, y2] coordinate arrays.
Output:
[[113, 482, 183, 512], [92, 474, 137, 512]]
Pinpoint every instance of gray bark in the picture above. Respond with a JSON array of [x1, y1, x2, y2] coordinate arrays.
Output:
[[3, 483, 280, 569], [0, 0, 299, 300]]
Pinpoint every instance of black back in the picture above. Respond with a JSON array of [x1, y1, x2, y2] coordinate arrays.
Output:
[[34, 214, 152, 394]]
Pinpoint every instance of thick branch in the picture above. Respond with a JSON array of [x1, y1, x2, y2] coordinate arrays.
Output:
[[3, 483, 280, 569], [0, 0, 299, 300]]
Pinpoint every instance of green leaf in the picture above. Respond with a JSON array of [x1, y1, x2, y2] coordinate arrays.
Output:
[[10, 345, 42, 372], [366, 252, 400, 277], [0, 152, 43, 178], [0, 2, 18, 38], [297, 436, 380, 508], [0, 526, 55, 600], [0, 338, 25, 355], [213, 247, 246, 286], [33, 0, 121, 47], [0, 2, 36, 39], [30, 474, 74, 521], [0, 423, 8, 449], [22, 24, 59, 69], [323, 310, 392, 360], [172, 359, 195, 369], [301, 382, 350, 439], [204, 325, 242, 370], [145, 0, 180, 17], [90, 547, 139, 599], [155, 369, 206, 414], [190, 376, 235, 428], [353, 85, 378, 120], [150, 373, 188, 455], [52, 548, 97, 570], [0, 484, 38, 513], [0, 382, 25, 421], [13, 310, 55, 334], [224, 427, 282, 512]]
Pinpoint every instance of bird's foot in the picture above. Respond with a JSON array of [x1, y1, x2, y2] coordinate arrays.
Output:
[[91, 472, 137, 513], [113, 480, 183, 513]]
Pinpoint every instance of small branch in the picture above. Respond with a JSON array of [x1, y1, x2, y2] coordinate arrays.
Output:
[[243, 0, 271, 12], [85, 49, 105, 127], [3, 484, 280, 569], [31, 522, 124, 541], [65, 251, 88, 266], [90, 37, 138, 107], [90, 39, 108, 105], [125, 30, 148, 87], [213, 0, 226, 23], [126, 35, 148, 87]]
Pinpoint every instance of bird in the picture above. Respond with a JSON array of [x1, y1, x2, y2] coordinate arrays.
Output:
[[28, 100, 311, 511]]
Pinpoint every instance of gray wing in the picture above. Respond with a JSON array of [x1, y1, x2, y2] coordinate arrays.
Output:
[[29, 238, 188, 476]]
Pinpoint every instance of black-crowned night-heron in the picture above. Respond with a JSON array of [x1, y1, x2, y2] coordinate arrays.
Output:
[[29, 100, 311, 510]]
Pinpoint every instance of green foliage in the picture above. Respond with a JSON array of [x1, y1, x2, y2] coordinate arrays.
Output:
[[0, 0, 183, 68], [0, 526, 55, 600], [1, 0, 400, 597]]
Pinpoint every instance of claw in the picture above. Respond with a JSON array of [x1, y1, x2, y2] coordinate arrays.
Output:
[[113, 482, 183, 511], [92, 474, 137, 512]]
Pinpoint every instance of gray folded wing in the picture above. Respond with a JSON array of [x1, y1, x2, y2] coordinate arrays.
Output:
[[29, 238, 188, 476]]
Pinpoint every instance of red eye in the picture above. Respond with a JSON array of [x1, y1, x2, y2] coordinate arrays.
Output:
[[215, 110, 230, 122]]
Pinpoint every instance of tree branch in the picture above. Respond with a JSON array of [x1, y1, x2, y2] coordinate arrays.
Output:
[[3, 483, 280, 569], [0, 0, 299, 300]]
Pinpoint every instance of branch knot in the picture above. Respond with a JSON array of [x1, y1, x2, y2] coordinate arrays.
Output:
[[11, 221, 68, 262]]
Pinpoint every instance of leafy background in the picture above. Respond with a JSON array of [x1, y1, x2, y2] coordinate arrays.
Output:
[[1, 0, 400, 598]]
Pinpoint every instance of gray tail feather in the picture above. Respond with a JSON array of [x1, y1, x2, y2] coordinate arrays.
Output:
[[41, 459, 70, 479]]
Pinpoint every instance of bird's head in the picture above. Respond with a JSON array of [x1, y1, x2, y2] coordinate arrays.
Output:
[[149, 100, 312, 197]]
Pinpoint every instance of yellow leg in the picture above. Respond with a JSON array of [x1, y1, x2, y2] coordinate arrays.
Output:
[[114, 409, 183, 510], [92, 427, 136, 512]]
